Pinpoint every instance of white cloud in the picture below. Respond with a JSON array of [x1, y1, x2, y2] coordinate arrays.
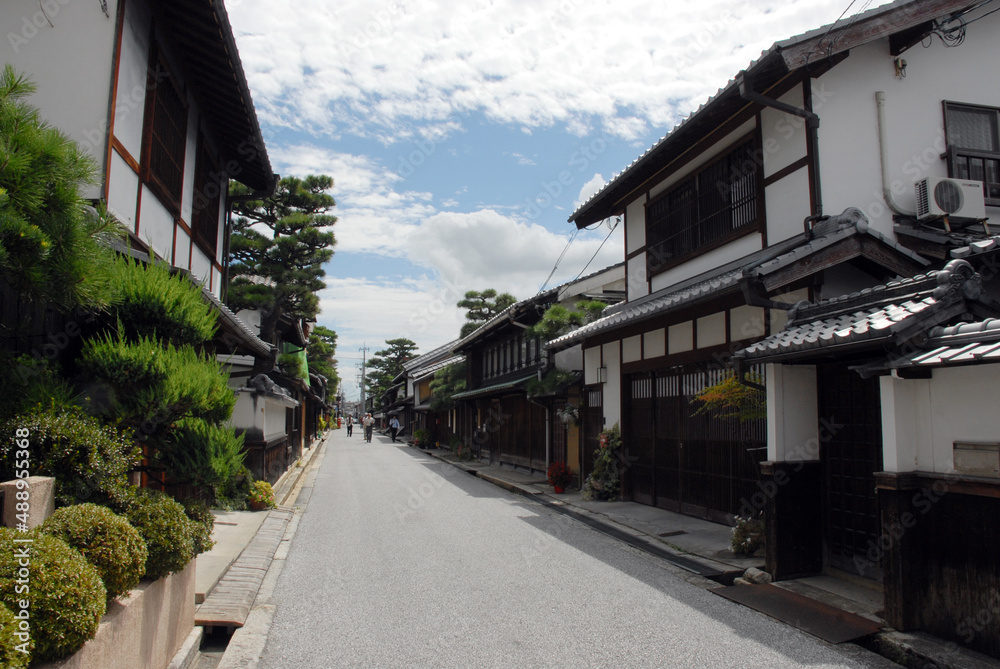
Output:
[[317, 275, 466, 400], [229, 0, 893, 143], [575, 173, 606, 211]]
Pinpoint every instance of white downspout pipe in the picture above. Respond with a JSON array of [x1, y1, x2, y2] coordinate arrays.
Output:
[[875, 91, 916, 217]]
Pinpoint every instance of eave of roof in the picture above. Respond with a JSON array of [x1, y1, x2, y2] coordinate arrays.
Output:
[[734, 259, 994, 365], [154, 0, 273, 192], [570, 0, 978, 228], [452, 288, 558, 352], [451, 373, 535, 401], [546, 211, 948, 352], [412, 355, 465, 382]]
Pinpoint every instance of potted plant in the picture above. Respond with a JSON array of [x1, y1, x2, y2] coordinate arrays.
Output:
[[248, 480, 275, 511], [546, 461, 573, 493]]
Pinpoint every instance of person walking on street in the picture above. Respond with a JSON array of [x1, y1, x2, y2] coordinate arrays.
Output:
[[363, 413, 375, 443], [346, 415, 353, 437], [389, 415, 400, 443]]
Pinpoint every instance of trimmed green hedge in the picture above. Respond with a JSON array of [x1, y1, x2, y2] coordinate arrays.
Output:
[[0, 529, 105, 662], [40, 504, 147, 603], [121, 489, 194, 581]]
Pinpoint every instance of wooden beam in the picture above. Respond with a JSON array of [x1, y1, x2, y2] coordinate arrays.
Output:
[[779, 0, 976, 71]]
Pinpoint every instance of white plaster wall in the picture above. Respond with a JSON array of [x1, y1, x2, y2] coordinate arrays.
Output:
[[107, 151, 139, 230], [882, 365, 1000, 474], [583, 346, 601, 385], [760, 85, 809, 177], [236, 309, 262, 336], [554, 346, 583, 371], [602, 341, 621, 429], [557, 263, 626, 301], [627, 255, 648, 300], [764, 166, 811, 244], [139, 186, 175, 263], [0, 0, 118, 199], [191, 243, 212, 285], [880, 375, 933, 473], [113, 0, 151, 160], [767, 363, 819, 463], [643, 328, 665, 358], [212, 267, 223, 295], [215, 194, 227, 264], [263, 397, 290, 442], [626, 198, 645, 255], [180, 106, 199, 226], [175, 229, 191, 271], [622, 335, 642, 363], [231, 391, 263, 433], [814, 16, 1000, 237], [650, 233, 762, 294]]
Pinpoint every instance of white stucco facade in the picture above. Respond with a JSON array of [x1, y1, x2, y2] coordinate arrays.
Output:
[[1, 0, 245, 298]]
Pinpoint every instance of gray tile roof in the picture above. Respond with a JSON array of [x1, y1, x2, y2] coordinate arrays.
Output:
[[571, 0, 968, 227], [411, 355, 464, 382], [546, 208, 928, 351], [889, 318, 1000, 369], [736, 259, 986, 363]]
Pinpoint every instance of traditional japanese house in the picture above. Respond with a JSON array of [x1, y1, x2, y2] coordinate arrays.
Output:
[[548, 0, 1000, 533]]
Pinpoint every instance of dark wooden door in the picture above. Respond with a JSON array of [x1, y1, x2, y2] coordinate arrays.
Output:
[[624, 365, 765, 521], [628, 375, 656, 505], [582, 387, 603, 480], [817, 364, 884, 580]]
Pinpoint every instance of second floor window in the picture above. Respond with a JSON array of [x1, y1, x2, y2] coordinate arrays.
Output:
[[142, 49, 187, 214], [646, 136, 760, 276], [192, 135, 221, 255], [944, 101, 1000, 205]]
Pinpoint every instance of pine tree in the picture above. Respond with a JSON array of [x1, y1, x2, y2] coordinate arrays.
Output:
[[367, 338, 417, 402], [227, 175, 337, 343], [457, 289, 516, 338], [0, 65, 119, 311], [307, 324, 339, 392]]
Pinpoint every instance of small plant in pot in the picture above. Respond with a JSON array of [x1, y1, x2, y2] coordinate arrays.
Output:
[[546, 461, 573, 493], [248, 480, 276, 511]]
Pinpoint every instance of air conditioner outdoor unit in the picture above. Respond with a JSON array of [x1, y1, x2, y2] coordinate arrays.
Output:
[[915, 176, 986, 222]]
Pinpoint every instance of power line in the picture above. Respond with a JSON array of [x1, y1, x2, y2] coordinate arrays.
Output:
[[538, 227, 579, 293], [574, 217, 620, 281]]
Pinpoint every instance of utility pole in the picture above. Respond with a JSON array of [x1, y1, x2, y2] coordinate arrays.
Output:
[[359, 344, 370, 410]]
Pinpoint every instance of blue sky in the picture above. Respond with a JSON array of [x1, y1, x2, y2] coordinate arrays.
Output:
[[226, 0, 891, 400]]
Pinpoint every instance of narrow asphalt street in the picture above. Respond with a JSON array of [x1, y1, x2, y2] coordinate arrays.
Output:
[[259, 429, 887, 668]]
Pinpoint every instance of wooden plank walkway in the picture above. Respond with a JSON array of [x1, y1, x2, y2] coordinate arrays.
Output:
[[195, 508, 293, 629]]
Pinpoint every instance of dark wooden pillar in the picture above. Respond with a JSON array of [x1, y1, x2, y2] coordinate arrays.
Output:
[[761, 460, 824, 580]]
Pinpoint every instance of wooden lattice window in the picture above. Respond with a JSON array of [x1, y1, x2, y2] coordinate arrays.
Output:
[[192, 134, 221, 255], [142, 49, 187, 213], [646, 136, 760, 276], [944, 101, 1000, 205]]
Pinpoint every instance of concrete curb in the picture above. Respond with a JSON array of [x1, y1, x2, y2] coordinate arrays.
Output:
[[213, 439, 323, 669], [166, 626, 203, 669], [273, 431, 327, 507]]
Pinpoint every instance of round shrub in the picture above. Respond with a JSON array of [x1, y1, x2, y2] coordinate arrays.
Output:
[[0, 407, 140, 508], [0, 601, 31, 668], [40, 503, 147, 602], [0, 529, 105, 662], [181, 498, 216, 556], [122, 489, 194, 581]]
